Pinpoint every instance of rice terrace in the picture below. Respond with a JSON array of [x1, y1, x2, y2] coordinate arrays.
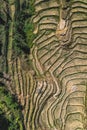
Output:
[[0, 0, 87, 130]]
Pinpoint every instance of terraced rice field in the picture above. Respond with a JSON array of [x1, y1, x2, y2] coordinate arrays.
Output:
[[29, 0, 87, 130], [1, 0, 87, 130]]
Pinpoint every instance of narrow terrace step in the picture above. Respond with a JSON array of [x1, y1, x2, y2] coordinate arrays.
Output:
[[33, 9, 59, 23], [68, 97, 84, 106], [35, 0, 59, 12]]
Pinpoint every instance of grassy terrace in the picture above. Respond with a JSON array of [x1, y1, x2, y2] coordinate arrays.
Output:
[[31, 0, 87, 130]]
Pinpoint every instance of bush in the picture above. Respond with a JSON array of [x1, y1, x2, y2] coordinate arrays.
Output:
[[0, 87, 24, 130]]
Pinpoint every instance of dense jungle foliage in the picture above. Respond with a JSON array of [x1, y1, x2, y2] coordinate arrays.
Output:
[[0, 86, 24, 130]]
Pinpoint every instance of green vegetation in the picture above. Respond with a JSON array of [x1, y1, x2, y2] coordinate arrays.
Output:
[[0, 0, 36, 59], [24, 21, 36, 48], [24, 0, 36, 48], [13, 0, 36, 55], [0, 86, 24, 130]]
